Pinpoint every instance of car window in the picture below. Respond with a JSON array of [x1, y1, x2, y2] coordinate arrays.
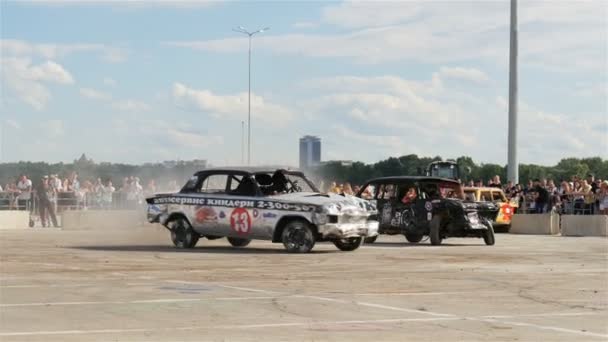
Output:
[[464, 190, 477, 201], [180, 175, 199, 193], [480, 191, 491, 201], [285, 173, 316, 193], [378, 184, 397, 200], [228, 174, 257, 197], [359, 184, 376, 199], [199, 174, 228, 194], [492, 191, 506, 202], [229, 175, 244, 191]]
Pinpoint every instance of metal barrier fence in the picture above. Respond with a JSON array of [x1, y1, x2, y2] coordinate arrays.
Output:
[[0, 191, 147, 212], [514, 193, 605, 215]]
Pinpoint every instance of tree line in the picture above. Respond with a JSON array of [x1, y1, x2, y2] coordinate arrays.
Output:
[[312, 155, 608, 186], [1, 154, 606, 189]]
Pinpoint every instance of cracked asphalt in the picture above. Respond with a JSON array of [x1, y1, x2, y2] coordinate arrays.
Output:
[[1, 226, 606, 341]]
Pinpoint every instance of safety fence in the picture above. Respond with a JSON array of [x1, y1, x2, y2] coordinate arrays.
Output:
[[0, 191, 147, 212], [513, 193, 606, 215]]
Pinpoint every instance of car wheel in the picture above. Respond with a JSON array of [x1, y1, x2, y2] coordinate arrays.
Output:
[[333, 237, 364, 251], [281, 220, 316, 253], [404, 232, 423, 243], [169, 217, 199, 249], [227, 237, 251, 247], [364, 236, 378, 244], [429, 215, 443, 246], [482, 219, 495, 246]]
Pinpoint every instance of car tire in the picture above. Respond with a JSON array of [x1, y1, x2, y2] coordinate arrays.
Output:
[[405, 232, 423, 243], [482, 219, 495, 246], [227, 237, 251, 248], [429, 215, 443, 246], [281, 220, 316, 253], [169, 217, 199, 249], [333, 237, 364, 251], [364, 236, 378, 244]]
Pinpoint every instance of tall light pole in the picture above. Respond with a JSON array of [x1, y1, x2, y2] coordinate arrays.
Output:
[[507, 0, 519, 184], [241, 121, 245, 165], [233, 26, 269, 166]]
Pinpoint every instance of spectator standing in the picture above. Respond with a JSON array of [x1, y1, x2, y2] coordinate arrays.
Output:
[[37, 176, 58, 228], [145, 179, 157, 197], [532, 179, 550, 214], [16, 174, 32, 211], [598, 181, 608, 215], [341, 183, 354, 196], [573, 180, 592, 215], [490, 175, 502, 189], [101, 180, 115, 209]]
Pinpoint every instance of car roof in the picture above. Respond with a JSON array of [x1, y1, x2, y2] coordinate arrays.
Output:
[[193, 167, 305, 176], [363, 176, 459, 184]]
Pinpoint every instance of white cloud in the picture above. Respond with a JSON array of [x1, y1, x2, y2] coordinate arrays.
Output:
[[78, 86, 150, 112], [167, 1, 606, 71], [103, 77, 117, 86], [1, 39, 128, 63], [16, 0, 222, 8], [302, 70, 607, 164], [79, 87, 111, 100], [112, 99, 150, 112], [1, 57, 74, 110], [438, 67, 489, 84], [4, 119, 21, 129], [44, 120, 65, 138], [172, 82, 293, 124]]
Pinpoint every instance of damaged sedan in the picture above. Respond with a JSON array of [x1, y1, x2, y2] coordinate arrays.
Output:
[[146, 168, 378, 253]]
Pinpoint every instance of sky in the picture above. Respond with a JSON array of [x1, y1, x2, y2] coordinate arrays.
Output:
[[1, 0, 606, 167]]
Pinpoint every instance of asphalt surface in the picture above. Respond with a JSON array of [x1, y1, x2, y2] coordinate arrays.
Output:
[[1, 226, 607, 341]]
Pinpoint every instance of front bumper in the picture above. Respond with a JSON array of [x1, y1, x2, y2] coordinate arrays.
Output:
[[317, 221, 379, 239]]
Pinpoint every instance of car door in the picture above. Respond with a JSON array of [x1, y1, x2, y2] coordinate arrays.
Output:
[[376, 183, 401, 233], [224, 174, 272, 240], [189, 173, 230, 236], [414, 182, 434, 228]]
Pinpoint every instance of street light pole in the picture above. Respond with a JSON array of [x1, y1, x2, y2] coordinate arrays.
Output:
[[233, 26, 269, 166], [507, 0, 519, 184], [247, 35, 251, 166]]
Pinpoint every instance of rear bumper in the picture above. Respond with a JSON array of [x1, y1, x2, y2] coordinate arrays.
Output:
[[318, 221, 379, 239]]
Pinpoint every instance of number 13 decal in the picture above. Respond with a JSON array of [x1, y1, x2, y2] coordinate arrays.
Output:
[[230, 208, 252, 234]]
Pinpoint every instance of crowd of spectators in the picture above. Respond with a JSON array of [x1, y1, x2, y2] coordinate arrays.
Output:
[[463, 174, 607, 215], [0, 173, 181, 213], [320, 174, 608, 216], [3, 172, 607, 217]]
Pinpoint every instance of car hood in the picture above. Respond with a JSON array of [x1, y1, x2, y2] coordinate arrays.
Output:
[[270, 192, 377, 213]]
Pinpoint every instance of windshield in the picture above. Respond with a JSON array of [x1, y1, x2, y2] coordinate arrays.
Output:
[[284, 173, 318, 193], [430, 166, 458, 179]]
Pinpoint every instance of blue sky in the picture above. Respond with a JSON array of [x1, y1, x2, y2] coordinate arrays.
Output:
[[1, 0, 606, 167]]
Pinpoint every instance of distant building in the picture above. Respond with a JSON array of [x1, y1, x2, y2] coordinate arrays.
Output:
[[299, 136, 321, 169]]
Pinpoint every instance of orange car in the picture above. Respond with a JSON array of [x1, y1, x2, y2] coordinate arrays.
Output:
[[463, 187, 517, 227]]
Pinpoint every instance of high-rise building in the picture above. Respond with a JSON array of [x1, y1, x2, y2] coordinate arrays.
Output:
[[299, 135, 321, 169]]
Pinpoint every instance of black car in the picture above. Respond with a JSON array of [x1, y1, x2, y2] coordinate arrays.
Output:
[[356, 176, 496, 245]]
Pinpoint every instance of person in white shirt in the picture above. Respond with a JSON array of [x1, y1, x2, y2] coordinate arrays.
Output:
[[101, 180, 115, 209], [16, 174, 32, 210]]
